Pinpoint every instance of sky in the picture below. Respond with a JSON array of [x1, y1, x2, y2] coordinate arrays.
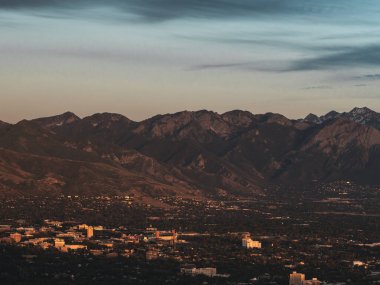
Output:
[[1, 0, 380, 123]]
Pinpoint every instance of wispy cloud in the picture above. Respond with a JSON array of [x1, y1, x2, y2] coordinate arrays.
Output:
[[286, 45, 380, 71], [301, 86, 333, 90], [188, 62, 253, 71], [189, 44, 380, 73], [0, 0, 365, 22], [353, 74, 380, 81]]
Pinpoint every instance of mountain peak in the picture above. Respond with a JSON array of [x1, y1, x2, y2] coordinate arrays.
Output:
[[62, 111, 77, 116], [31, 111, 80, 129], [78, 113, 134, 130], [342, 106, 379, 126], [61, 111, 80, 120], [0, 120, 10, 126], [349, 106, 375, 115], [135, 110, 234, 138], [320, 110, 340, 121], [0, 121, 11, 131], [256, 112, 293, 126], [221, 110, 255, 127], [304, 113, 321, 124], [86, 112, 132, 122], [222, 109, 252, 115]]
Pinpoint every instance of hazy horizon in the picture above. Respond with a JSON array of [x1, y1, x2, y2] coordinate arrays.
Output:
[[1, 0, 380, 122]]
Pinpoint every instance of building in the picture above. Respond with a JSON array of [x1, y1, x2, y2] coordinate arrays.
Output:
[[39, 242, 51, 250], [242, 237, 262, 249], [0, 225, 11, 232], [193, 267, 217, 277], [10, 233, 22, 243], [54, 238, 65, 248], [353, 260, 366, 267], [106, 252, 118, 258], [122, 249, 135, 258], [181, 265, 217, 277], [27, 238, 49, 246], [90, 249, 103, 256], [78, 224, 89, 230], [155, 230, 177, 243], [303, 278, 321, 285], [60, 245, 87, 252], [146, 248, 159, 261], [44, 220, 63, 227], [87, 226, 94, 238], [56, 232, 79, 238], [289, 271, 305, 285], [290, 272, 321, 285]]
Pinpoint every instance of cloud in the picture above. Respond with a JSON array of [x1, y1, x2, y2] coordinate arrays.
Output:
[[301, 86, 333, 90], [188, 44, 380, 73], [188, 60, 292, 73], [0, 0, 361, 21], [188, 62, 253, 71], [3, 1, 380, 75], [177, 34, 311, 52], [286, 45, 380, 71], [353, 74, 380, 81]]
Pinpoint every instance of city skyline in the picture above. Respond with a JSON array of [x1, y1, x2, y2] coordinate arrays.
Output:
[[1, 1, 380, 122]]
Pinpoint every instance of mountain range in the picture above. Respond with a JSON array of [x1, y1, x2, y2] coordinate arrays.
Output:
[[0, 107, 379, 199]]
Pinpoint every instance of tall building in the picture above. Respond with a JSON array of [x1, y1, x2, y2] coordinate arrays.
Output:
[[289, 272, 305, 285], [87, 226, 94, 238]]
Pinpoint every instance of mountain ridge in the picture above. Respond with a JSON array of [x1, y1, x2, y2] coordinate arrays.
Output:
[[6, 106, 380, 127], [0, 107, 379, 198], [303, 107, 380, 130]]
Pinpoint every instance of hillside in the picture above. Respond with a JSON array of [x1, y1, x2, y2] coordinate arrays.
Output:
[[1, 107, 379, 198]]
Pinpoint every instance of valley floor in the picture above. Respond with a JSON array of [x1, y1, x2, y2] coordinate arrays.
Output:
[[0, 181, 379, 285]]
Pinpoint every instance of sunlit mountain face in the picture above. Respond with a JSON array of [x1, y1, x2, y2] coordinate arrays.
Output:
[[1, 0, 380, 122], [0, 107, 379, 196]]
